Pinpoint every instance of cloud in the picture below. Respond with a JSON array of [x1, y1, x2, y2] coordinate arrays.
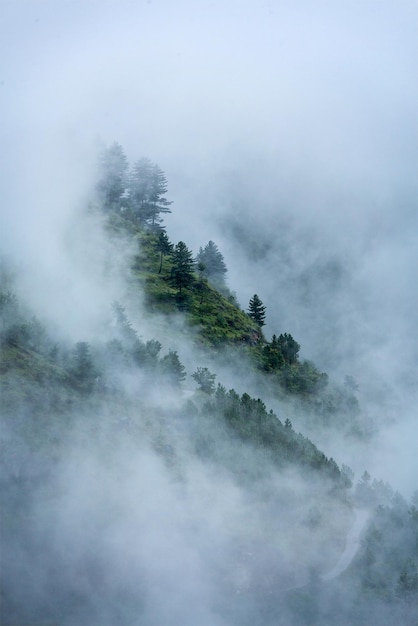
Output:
[[1, 4, 417, 623]]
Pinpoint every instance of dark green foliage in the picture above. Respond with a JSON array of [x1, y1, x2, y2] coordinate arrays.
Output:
[[160, 350, 186, 387], [279, 361, 328, 395], [122, 227, 259, 346], [254, 330, 328, 397], [192, 367, 216, 394], [133, 339, 162, 369], [261, 334, 285, 371], [155, 230, 173, 273], [248, 294, 266, 327], [276, 332, 300, 364], [195, 262, 209, 304], [196, 240, 227, 287], [205, 386, 348, 484], [170, 241, 195, 294]]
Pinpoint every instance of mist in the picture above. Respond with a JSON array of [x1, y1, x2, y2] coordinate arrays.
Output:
[[1, 1, 417, 624]]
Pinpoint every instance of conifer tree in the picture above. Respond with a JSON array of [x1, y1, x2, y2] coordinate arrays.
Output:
[[248, 294, 266, 327], [129, 158, 172, 228], [196, 240, 227, 287], [160, 350, 186, 387], [148, 164, 173, 228], [277, 333, 300, 364], [68, 342, 98, 393], [129, 158, 154, 224], [170, 241, 195, 294], [97, 142, 129, 210], [192, 367, 216, 394], [155, 231, 173, 274]]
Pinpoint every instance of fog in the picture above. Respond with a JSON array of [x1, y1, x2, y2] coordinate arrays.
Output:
[[1, 1, 417, 624]]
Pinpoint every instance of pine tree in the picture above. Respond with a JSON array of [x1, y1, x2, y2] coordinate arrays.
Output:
[[129, 158, 154, 224], [155, 231, 173, 274], [192, 367, 216, 394], [148, 164, 173, 228], [248, 294, 266, 327], [170, 241, 195, 294], [97, 142, 129, 210], [129, 158, 172, 228], [160, 350, 186, 387], [68, 342, 98, 393], [277, 333, 300, 364], [196, 240, 227, 287], [195, 261, 209, 304]]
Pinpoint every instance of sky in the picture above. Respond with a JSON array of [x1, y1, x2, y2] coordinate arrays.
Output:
[[1, 0, 417, 491]]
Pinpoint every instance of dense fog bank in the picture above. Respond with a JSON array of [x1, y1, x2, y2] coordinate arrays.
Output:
[[1, 1, 417, 624]]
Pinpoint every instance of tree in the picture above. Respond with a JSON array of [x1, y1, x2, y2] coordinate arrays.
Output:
[[68, 342, 98, 393], [277, 333, 300, 364], [196, 240, 227, 287], [262, 334, 285, 371], [129, 158, 172, 228], [148, 163, 173, 228], [97, 142, 129, 210], [170, 241, 195, 294], [248, 294, 266, 327], [133, 339, 162, 369], [160, 350, 186, 387], [195, 261, 209, 304], [129, 157, 154, 224], [112, 301, 138, 348], [155, 231, 173, 274], [192, 367, 216, 394]]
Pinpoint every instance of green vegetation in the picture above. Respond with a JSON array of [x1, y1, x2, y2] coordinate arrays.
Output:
[[248, 293, 266, 327], [196, 240, 228, 289], [2, 142, 415, 626], [203, 386, 349, 485]]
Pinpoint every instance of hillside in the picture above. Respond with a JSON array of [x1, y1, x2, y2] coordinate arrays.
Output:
[[0, 147, 416, 626]]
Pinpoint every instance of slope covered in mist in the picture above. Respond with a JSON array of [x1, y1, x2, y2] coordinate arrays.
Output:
[[1, 1, 417, 624], [1, 147, 417, 626]]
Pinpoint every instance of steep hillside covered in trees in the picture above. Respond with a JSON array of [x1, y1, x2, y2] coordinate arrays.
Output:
[[0, 144, 416, 626]]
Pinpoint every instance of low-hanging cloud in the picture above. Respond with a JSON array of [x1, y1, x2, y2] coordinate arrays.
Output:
[[1, 1, 417, 623]]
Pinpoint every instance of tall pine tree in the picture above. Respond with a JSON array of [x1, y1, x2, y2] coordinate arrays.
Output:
[[248, 294, 266, 327], [129, 158, 172, 228], [170, 241, 195, 294], [155, 231, 173, 274], [97, 142, 129, 210], [196, 240, 227, 287]]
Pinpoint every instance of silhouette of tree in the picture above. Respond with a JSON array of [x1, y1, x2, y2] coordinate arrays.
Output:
[[248, 294, 266, 327]]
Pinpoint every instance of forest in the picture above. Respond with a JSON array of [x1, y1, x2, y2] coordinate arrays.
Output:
[[0, 143, 416, 626]]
